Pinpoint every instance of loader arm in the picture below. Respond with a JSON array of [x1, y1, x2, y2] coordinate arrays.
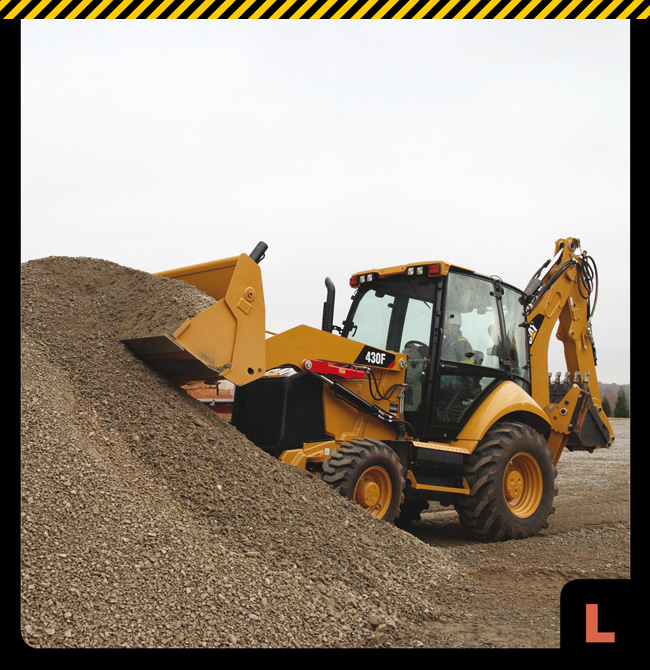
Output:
[[266, 325, 410, 438], [523, 237, 613, 460], [123, 242, 408, 440]]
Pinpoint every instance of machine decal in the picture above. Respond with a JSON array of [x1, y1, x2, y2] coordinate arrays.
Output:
[[354, 346, 396, 369], [528, 313, 544, 347]]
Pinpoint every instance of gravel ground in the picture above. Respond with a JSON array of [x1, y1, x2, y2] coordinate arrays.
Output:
[[20, 256, 630, 649], [407, 419, 630, 648]]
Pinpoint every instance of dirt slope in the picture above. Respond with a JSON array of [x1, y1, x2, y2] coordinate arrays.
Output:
[[20, 256, 458, 649], [20, 256, 630, 649]]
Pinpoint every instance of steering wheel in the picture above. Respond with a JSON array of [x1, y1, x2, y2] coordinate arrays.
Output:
[[404, 340, 429, 354]]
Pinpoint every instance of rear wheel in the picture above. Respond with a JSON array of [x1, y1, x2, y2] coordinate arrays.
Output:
[[321, 439, 405, 522], [453, 421, 557, 541]]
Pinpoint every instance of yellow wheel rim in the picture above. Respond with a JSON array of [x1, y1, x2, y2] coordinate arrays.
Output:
[[503, 452, 543, 518], [353, 466, 392, 518]]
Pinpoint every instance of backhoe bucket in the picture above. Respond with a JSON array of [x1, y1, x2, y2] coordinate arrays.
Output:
[[123, 244, 267, 387]]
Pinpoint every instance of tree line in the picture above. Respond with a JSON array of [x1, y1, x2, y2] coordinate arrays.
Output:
[[601, 386, 630, 418]]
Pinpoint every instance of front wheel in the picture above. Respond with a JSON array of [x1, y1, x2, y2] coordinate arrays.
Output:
[[453, 421, 557, 541], [321, 439, 405, 522]]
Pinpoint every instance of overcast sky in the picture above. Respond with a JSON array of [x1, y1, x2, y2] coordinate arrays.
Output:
[[20, 20, 630, 384]]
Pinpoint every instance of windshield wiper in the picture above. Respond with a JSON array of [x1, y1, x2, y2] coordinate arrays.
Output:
[[400, 276, 432, 308]]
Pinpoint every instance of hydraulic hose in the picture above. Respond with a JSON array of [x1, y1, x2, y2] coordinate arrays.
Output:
[[525, 251, 599, 320]]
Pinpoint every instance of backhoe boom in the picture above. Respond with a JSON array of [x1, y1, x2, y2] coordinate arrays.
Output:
[[523, 237, 613, 460]]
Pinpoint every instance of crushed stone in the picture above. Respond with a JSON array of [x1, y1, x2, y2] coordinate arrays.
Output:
[[21, 256, 460, 649]]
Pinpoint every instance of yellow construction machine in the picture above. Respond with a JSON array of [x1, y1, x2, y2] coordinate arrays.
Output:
[[123, 237, 613, 541]]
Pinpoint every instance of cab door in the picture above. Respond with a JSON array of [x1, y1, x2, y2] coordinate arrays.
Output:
[[343, 274, 438, 440], [425, 270, 530, 441]]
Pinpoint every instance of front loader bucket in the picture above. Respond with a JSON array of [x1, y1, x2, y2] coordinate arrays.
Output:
[[123, 244, 267, 387]]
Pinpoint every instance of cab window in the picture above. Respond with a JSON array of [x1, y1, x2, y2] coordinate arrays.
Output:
[[441, 272, 501, 370]]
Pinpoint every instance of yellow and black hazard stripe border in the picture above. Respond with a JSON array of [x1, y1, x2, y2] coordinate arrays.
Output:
[[1, 0, 648, 19]]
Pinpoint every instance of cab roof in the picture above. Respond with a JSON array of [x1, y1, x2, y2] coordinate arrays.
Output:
[[350, 261, 474, 287]]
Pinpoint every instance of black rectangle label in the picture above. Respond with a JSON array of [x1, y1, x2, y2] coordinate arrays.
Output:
[[354, 346, 396, 369]]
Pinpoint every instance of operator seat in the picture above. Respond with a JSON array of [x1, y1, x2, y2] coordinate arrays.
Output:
[[402, 341, 428, 411]]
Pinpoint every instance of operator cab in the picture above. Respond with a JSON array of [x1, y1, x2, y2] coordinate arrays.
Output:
[[342, 264, 530, 441]]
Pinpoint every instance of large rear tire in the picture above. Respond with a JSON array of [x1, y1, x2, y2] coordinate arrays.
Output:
[[321, 439, 405, 522], [453, 421, 557, 541]]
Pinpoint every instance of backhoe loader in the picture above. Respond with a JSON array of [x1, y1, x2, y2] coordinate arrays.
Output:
[[123, 237, 613, 541]]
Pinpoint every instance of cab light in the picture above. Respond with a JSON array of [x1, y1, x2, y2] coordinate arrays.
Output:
[[408, 266, 425, 276], [352, 273, 377, 285], [428, 263, 441, 276]]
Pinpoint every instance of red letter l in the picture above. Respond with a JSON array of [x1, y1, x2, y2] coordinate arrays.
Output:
[[585, 603, 615, 643]]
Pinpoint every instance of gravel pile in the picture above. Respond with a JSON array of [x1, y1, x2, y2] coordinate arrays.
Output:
[[20, 256, 459, 649]]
